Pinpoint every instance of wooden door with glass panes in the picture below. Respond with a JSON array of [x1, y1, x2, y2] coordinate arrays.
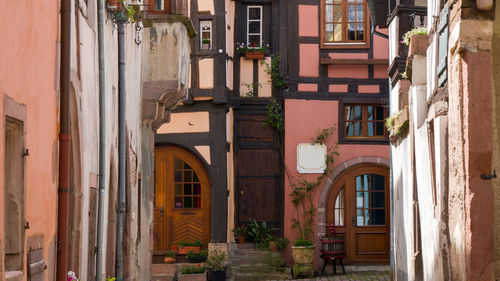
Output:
[[326, 165, 389, 264], [154, 146, 210, 253]]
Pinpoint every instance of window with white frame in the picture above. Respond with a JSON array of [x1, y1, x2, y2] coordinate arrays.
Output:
[[247, 6, 262, 47], [200, 21, 212, 50]]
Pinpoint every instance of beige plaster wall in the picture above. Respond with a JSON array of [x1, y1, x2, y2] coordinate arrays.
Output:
[[156, 112, 210, 134], [493, 4, 500, 278], [239, 58, 253, 96], [199, 58, 214, 89], [226, 109, 235, 242], [258, 57, 272, 97], [197, 0, 215, 15]]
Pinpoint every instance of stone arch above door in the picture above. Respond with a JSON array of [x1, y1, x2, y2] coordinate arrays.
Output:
[[317, 156, 390, 238]]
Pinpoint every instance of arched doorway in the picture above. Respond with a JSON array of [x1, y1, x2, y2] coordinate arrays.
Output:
[[154, 146, 211, 253], [326, 164, 390, 264]]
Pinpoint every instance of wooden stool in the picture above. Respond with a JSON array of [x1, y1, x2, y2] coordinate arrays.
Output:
[[320, 253, 345, 275]]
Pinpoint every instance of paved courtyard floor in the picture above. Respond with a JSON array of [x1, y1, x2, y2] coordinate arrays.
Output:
[[270, 270, 390, 281]]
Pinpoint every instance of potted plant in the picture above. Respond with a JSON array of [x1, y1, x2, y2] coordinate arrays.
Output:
[[236, 43, 269, 60], [164, 250, 176, 264], [187, 249, 208, 263], [232, 225, 248, 243], [269, 237, 289, 252], [288, 128, 338, 277], [178, 264, 206, 281], [247, 220, 278, 249], [179, 240, 202, 255], [202, 38, 211, 50], [205, 248, 226, 281]]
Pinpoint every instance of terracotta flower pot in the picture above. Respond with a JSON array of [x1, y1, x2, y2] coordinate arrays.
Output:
[[236, 236, 246, 244], [179, 246, 200, 255], [107, 0, 122, 11], [269, 241, 278, 252], [291, 245, 315, 264], [164, 257, 176, 264], [244, 51, 264, 60]]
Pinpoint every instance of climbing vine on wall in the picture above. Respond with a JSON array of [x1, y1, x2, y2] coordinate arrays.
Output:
[[265, 100, 339, 243]]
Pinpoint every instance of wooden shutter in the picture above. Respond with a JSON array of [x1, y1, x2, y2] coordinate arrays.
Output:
[[437, 4, 448, 87]]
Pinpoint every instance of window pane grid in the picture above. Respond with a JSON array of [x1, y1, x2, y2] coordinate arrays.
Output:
[[173, 158, 202, 209], [323, 0, 366, 45], [345, 105, 387, 138], [247, 6, 262, 47], [355, 174, 385, 226]]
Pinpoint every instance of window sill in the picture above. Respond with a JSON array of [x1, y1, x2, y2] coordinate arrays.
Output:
[[320, 58, 389, 65], [320, 42, 370, 50]]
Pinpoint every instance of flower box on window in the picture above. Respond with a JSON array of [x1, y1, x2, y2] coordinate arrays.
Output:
[[244, 51, 265, 60], [107, 0, 122, 11]]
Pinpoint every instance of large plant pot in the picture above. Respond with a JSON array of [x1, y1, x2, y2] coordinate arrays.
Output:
[[207, 270, 226, 281], [292, 245, 315, 264], [179, 246, 201, 255]]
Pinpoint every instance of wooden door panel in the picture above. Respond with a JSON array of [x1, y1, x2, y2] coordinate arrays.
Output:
[[154, 146, 210, 253], [238, 149, 276, 176], [238, 178, 276, 222], [326, 165, 389, 264], [238, 116, 274, 142], [355, 233, 387, 254], [171, 212, 204, 246]]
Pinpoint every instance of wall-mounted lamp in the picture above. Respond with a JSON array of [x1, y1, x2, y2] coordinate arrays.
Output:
[[481, 170, 497, 180]]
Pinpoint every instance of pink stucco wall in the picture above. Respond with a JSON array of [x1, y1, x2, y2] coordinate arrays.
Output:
[[283, 99, 390, 268], [299, 44, 319, 77], [299, 5, 319, 37], [0, 0, 59, 280]]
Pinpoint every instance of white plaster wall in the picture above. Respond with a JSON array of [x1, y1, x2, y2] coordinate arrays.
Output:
[[74, 5, 145, 279], [389, 20, 398, 63], [414, 122, 444, 281], [392, 137, 416, 281]]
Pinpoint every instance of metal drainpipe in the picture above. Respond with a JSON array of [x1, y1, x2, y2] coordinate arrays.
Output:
[[95, 0, 106, 279], [115, 21, 127, 281], [56, 0, 71, 279]]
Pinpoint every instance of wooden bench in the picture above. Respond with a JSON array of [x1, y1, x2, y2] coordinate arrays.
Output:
[[319, 224, 345, 275]]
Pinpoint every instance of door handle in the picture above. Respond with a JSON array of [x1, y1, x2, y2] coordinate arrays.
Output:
[[160, 207, 164, 217]]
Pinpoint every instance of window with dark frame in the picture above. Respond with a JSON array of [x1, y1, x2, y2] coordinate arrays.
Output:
[[200, 20, 212, 50], [321, 0, 369, 48], [344, 104, 387, 138], [247, 6, 263, 47], [149, 0, 171, 13]]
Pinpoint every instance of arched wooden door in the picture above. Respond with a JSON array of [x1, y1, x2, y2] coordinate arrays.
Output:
[[326, 165, 389, 264], [154, 146, 210, 253]]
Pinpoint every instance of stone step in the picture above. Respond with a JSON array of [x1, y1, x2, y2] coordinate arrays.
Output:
[[230, 271, 292, 281], [231, 265, 291, 274]]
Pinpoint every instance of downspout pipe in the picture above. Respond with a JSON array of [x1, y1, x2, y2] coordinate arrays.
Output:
[[115, 21, 127, 281], [56, 0, 71, 279], [95, 0, 106, 279]]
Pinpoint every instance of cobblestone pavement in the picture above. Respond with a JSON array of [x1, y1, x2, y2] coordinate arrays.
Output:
[[267, 271, 390, 281]]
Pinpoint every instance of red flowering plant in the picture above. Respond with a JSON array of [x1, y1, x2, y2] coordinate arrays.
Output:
[[236, 42, 269, 55]]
